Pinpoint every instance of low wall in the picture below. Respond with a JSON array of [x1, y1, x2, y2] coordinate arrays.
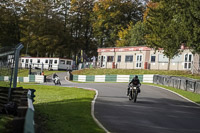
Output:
[[73, 74, 154, 83], [73, 74, 200, 94], [153, 75, 200, 94], [0, 75, 44, 83]]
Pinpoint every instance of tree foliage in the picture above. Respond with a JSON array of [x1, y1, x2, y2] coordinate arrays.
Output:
[[0, 0, 21, 47], [177, 0, 200, 53], [145, 1, 182, 60], [1, 0, 200, 61], [116, 21, 146, 47], [145, 0, 200, 56], [92, 0, 144, 47]]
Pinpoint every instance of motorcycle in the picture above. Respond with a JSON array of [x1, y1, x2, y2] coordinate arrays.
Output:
[[53, 76, 61, 85], [128, 84, 138, 102]]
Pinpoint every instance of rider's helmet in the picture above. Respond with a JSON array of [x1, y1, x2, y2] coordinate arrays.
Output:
[[135, 75, 138, 79]]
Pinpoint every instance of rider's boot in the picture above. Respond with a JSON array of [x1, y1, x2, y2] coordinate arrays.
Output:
[[127, 87, 130, 96], [138, 87, 141, 93]]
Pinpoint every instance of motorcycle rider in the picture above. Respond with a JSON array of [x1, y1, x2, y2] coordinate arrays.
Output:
[[127, 75, 141, 96], [52, 73, 58, 83]]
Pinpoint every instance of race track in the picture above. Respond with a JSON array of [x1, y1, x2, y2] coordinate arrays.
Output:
[[48, 73, 200, 133]]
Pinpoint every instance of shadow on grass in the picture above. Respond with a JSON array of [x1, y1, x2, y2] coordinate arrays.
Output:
[[34, 98, 105, 133]]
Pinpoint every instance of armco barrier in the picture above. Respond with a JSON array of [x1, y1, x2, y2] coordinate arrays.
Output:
[[117, 75, 130, 82], [78, 75, 86, 82], [95, 75, 106, 82], [170, 77, 181, 89], [1, 75, 44, 83], [153, 75, 158, 84], [73, 75, 150, 83], [73, 74, 200, 94], [186, 79, 197, 92], [24, 89, 35, 133], [163, 75, 171, 86], [180, 78, 187, 90], [73, 75, 78, 81], [195, 82, 200, 94], [154, 75, 200, 94], [86, 75, 95, 82], [106, 75, 117, 82], [143, 75, 154, 83]]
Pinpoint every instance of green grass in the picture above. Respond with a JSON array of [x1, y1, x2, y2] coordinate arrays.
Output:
[[18, 84, 105, 133], [143, 83, 200, 104], [18, 69, 66, 77], [72, 68, 200, 80], [0, 115, 13, 133], [0, 81, 10, 87]]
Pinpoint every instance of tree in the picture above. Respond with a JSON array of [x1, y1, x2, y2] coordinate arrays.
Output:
[[116, 21, 146, 47], [145, 1, 183, 70], [116, 22, 133, 47], [92, 0, 144, 47], [176, 0, 200, 54], [0, 0, 22, 47], [69, 0, 96, 59], [20, 0, 68, 57]]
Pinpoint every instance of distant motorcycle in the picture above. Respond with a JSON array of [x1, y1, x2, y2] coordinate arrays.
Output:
[[53, 76, 61, 85], [128, 84, 138, 102]]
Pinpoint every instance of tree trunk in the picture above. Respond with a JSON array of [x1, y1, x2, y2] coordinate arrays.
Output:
[[167, 58, 171, 70]]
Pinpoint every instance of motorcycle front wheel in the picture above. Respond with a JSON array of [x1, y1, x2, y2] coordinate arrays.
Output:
[[129, 90, 133, 100], [133, 91, 137, 102]]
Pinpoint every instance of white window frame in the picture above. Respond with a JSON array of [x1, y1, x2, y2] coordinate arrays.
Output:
[[136, 54, 143, 68], [184, 53, 193, 69]]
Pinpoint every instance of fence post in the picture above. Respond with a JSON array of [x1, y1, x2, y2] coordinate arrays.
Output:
[[13, 43, 24, 88], [9, 44, 24, 101]]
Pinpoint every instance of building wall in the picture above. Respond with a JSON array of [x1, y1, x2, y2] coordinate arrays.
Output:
[[115, 51, 148, 69], [20, 57, 73, 70], [98, 46, 198, 71], [149, 49, 193, 70]]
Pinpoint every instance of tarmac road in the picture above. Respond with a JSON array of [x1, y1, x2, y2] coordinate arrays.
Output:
[[47, 73, 200, 133]]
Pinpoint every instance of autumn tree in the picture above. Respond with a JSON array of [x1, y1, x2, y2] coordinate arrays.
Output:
[[92, 0, 144, 47], [116, 21, 146, 47]]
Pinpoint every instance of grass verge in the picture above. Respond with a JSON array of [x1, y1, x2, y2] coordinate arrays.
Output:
[[0, 115, 13, 133], [143, 83, 200, 104], [18, 84, 105, 133]]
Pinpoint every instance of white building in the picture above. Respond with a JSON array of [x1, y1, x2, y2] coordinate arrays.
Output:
[[97, 46, 200, 73], [20, 57, 73, 70]]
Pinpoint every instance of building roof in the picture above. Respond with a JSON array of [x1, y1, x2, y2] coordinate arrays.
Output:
[[21, 57, 73, 60], [97, 46, 153, 52]]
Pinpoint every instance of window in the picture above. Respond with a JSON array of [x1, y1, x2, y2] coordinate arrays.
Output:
[[67, 61, 71, 65], [117, 55, 121, 62], [54, 60, 57, 64], [107, 56, 114, 62], [60, 60, 65, 64], [125, 55, 133, 62], [30, 59, 32, 63], [26, 59, 29, 63], [184, 54, 192, 69], [22, 59, 24, 63], [45, 59, 48, 63], [37, 59, 40, 63], [151, 55, 156, 62]]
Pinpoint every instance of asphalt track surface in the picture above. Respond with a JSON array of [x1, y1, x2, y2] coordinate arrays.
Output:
[[47, 72, 200, 133]]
